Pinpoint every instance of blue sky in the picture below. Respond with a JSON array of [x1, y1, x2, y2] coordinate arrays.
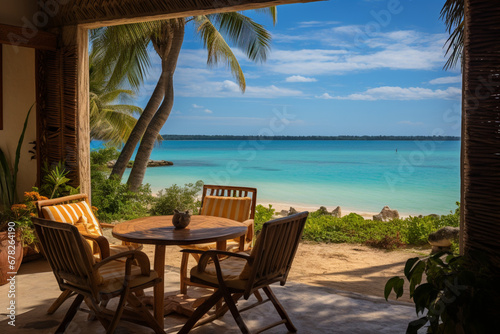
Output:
[[135, 0, 462, 136]]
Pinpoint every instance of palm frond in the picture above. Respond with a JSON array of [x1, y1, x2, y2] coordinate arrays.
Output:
[[195, 15, 246, 91], [440, 0, 464, 70], [206, 12, 272, 63], [253, 6, 277, 25], [90, 22, 158, 90]]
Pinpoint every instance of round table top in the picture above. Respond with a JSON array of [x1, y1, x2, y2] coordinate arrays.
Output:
[[112, 215, 247, 246]]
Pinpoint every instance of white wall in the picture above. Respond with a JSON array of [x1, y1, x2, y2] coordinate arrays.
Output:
[[0, 0, 39, 202], [0, 44, 37, 201]]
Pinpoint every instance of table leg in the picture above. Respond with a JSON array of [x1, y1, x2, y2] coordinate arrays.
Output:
[[154, 244, 166, 328], [215, 240, 227, 251]]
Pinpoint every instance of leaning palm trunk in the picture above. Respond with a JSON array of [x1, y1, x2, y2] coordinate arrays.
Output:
[[110, 73, 166, 179], [127, 21, 185, 191]]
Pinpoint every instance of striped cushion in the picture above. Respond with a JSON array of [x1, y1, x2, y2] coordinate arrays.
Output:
[[200, 196, 251, 222], [94, 259, 157, 293], [42, 201, 102, 236]]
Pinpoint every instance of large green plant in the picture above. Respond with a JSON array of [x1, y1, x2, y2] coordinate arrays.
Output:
[[385, 251, 498, 333], [0, 104, 34, 210], [151, 181, 204, 216]]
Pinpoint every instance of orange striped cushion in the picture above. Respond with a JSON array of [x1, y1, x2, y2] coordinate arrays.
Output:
[[42, 201, 102, 236], [200, 196, 251, 222]]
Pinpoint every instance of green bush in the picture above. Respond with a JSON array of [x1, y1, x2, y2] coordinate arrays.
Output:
[[284, 203, 460, 249], [91, 170, 153, 222], [254, 204, 276, 234], [90, 146, 120, 167], [151, 181, 203, 216]]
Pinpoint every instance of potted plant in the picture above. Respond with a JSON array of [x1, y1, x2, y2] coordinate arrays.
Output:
[[385, 250, 499, 333], [0, 105, 33, 285]]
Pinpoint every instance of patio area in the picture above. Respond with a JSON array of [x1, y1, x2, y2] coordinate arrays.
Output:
[[0, 257, 416, 333]]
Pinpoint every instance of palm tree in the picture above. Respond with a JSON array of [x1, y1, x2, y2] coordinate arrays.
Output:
[[91, 10, 275, 191], [89, 50, 143, 147], [441, 0, 464, 70]]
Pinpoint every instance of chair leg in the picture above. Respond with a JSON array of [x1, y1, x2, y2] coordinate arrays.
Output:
[[47, 289, 73, 314], [178, 289, 224, 334], [127, 293, 164, 334], [262, 286, 297, 332], [55, 294, 84, 334], [222, 289, 250, 334], [105, 287, 130, 334], [180, 252, 189, 294]]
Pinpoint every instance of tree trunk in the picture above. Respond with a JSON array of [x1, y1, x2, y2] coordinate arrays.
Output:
[[127, 21, 185, 192], [109, 72, 166, 180]]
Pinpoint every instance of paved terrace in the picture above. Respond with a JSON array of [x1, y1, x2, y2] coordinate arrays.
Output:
[[0, 258, 418, 334]]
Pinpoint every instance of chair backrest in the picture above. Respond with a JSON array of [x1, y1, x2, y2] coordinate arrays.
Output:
[[36, 194, 102, 236], [33, 217, 99, 299], [201, 185, 257, 219], [243, 212, 308, 298]]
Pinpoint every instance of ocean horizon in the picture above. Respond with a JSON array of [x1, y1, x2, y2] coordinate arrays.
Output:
[[92, 139, 460, 216]]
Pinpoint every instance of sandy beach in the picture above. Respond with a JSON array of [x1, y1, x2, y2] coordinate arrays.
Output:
[[261, 202, 411, 219]]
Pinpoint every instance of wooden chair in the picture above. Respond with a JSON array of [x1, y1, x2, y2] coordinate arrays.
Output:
[[33, 217, 164, 334], [178, 211, 308, 334], [36, 194, 143, 314], [180, 185, 257, 294]]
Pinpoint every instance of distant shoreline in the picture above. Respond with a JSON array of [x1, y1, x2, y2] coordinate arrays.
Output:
[[160, 135, 460, 141]]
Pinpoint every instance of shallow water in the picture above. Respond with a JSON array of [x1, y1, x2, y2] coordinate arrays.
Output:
[[94, 140, 460, 215]]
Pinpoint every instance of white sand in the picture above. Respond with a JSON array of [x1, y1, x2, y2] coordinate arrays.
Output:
[[260, 202, 412, 219]]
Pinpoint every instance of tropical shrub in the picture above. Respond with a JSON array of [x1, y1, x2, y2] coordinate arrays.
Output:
[[91, 170, 153, 222], [151, 181, 203, 216], [254, 204, 276, 234], [385, 251, 498, 333], [40, 162, 79, 199], [90, 146, 120, 167]]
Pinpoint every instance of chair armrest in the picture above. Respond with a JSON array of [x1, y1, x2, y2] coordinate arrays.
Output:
[[197, 250, 251, 273], [81, 234, 110, 259], [94, 250, 151, 276], [99, 222, 115, 229]]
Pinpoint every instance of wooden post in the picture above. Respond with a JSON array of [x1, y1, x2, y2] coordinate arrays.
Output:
[[462, 0, 500, 261], [77, 27, 90, 197]]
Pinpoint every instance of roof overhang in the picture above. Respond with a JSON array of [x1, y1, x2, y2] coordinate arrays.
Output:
[[44, 0, 323, 28]]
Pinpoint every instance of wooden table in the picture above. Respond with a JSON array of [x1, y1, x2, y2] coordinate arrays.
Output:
[[112, 215, 247, 328]]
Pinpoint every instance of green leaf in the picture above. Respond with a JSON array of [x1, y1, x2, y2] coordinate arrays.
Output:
[[384, 276, 405, 300], [409, 261, 426, 297], [404, 257, 420, 280], [412, 283, 434, 314]]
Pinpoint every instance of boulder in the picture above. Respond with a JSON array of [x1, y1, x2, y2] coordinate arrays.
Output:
[[331, 206, 341, 218], [428, 226, 459, 253], [316, 206, 329, 215], [280, 210, 289, 217], [288, 207, 298, 216], [373, 206, 399, 221]]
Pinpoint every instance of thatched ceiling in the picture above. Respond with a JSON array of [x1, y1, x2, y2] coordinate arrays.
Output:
[[45, 0, 321, 28]]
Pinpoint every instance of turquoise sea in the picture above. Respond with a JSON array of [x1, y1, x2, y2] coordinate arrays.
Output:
[[93, 140, 460, 216]]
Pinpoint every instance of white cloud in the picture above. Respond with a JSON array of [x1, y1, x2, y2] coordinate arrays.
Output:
[[429, 75, 462, 85], [268, 30, 448, 75], [192, 104, 203, 108], [177, 80, 303, 98], [204, 109, 213, 114], [398, 120, 424, 126], [297, 21, 340, 28], [332, 86, 461, 101], [315, 93, 335, 99], [286, 75, 317, 83]]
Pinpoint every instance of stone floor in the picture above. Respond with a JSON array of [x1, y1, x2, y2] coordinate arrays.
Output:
[[0, 259, 418, 333]]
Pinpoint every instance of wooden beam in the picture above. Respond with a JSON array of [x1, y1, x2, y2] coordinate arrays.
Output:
[[45, 0, 321, 28], [0, 23, 57, 51], [76, 27, 90, 197]]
